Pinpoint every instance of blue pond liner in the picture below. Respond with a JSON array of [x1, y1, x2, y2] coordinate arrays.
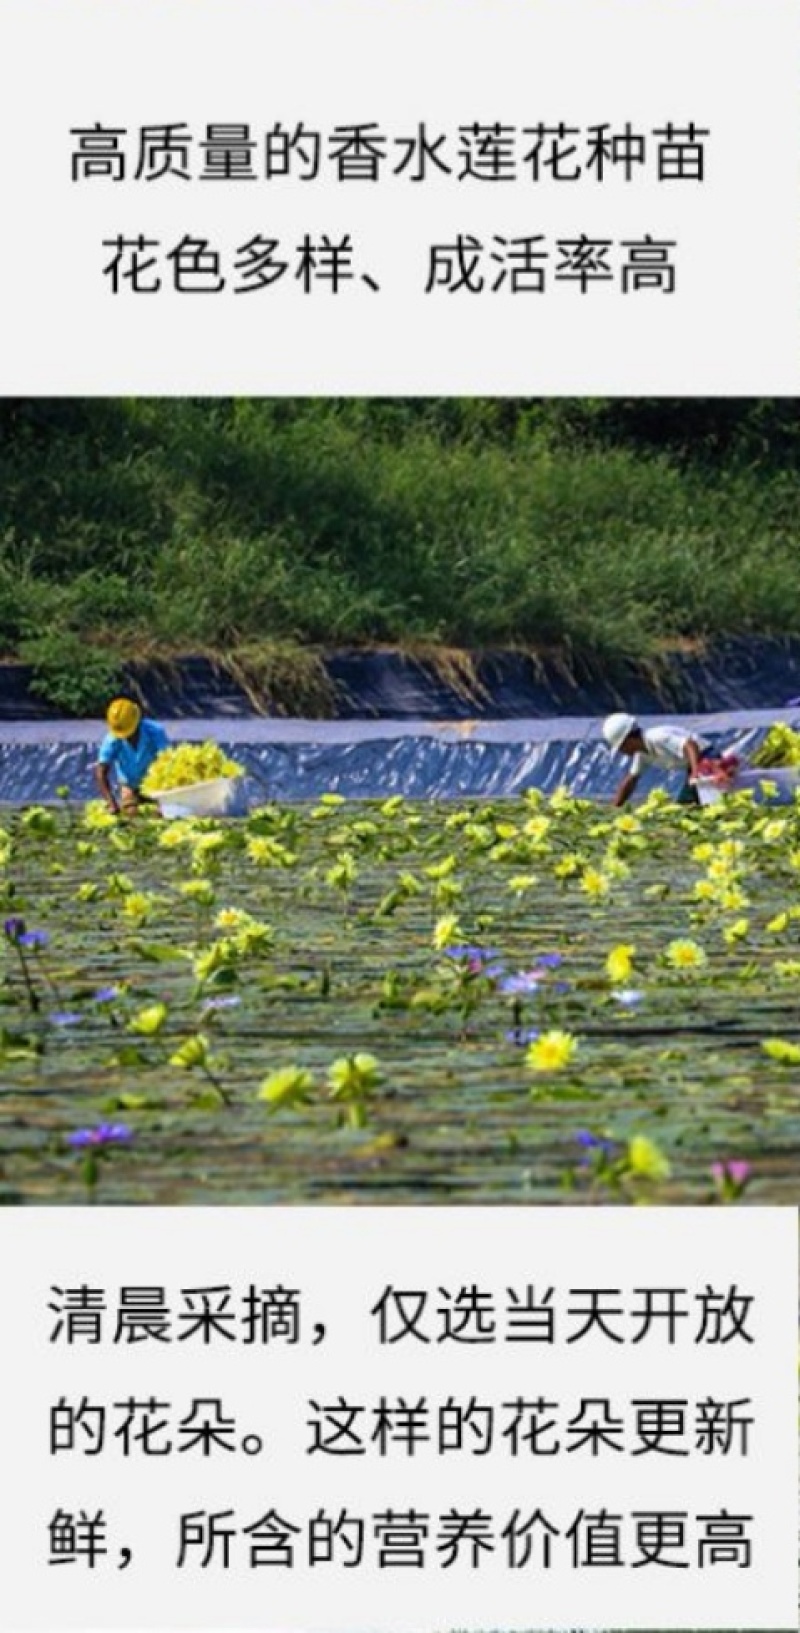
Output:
[[0, 710, 794, 803]]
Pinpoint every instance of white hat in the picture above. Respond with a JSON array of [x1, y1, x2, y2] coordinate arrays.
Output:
[[602, 712, 638, 751]]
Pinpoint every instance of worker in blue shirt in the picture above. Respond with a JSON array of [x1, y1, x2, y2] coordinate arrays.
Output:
[[95, 698, 169, 815]]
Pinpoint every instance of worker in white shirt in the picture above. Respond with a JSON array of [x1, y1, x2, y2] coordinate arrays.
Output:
[[602, 713, 712, 808]]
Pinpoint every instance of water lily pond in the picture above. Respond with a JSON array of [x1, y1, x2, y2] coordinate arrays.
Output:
[[2, 787, 800, 1205]]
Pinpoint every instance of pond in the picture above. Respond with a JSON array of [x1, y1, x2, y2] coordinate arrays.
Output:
[[1, 788, 798, 1205]]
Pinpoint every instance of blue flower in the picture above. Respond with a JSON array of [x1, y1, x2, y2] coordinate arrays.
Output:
[[67, 1124, 132, 1148], [48, 1012, 83, 1028], [4, 917, 25, 942], [94, 986, 120, 1004], [611, 988, 644, 1008], [574, 1130, 618, 1162], [201, 995, 242, 1012], [534, 952, 563, 969], [505, 1027, 540, 1048], [500, 972, 541, 995], [19, 930, 49, 950]]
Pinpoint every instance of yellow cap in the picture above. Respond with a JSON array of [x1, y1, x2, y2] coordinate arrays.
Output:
[[106, 698, 142, 738]]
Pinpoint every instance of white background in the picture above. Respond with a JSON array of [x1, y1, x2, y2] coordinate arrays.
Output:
[[0, 1207, 796, 1631], [0, 0, 799, 394]]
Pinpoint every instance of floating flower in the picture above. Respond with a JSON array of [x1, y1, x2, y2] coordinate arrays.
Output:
[[67, 1124, 132, 1148], [665, 938, 707, 972], [258, 1066, 315, 1109], [761, 1038, 800, 1065], [499, 972, 541, 995], [526, 1030, 578, 1073], [574, 1130, 619, 1161], [605, 943, 635, 984], [432, 915, 464, 951], [169, 1034, 210, 1070], [328, 1053, 381, 1095], [3, 917, 25, 942], [711, 1158, 752, 1201], [215, 907, 248, 931], [48, 1011, 83, 1028], [611, 988, 644, 1008], [626, 1134, 671, 1181], [722, 918, 750, 946], [128, 1002, 168, 1037], [580, 868, 611, 899], [19, 929, 48, 949]]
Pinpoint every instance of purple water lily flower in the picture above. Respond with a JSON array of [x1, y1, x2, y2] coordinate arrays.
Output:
[[19, 929, 48, 949], [94, 985, 120, 1004], [534, 952, 564, 969], [505, 1026, 540, 1048], [711, 1159, 752, 1188], [4, 917, 25, 942], [48, 1011, 83, 1028], [500, 972, 541, 996], [201, 995, 242, 1012], [67, 1124, 132, 1148], [575, 1130, 619, 1162]]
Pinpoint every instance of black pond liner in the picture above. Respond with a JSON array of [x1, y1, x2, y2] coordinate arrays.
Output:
[[0, 712, 792, 803]]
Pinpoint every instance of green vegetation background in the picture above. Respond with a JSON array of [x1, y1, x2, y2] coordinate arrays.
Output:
[[1, 397, 798, 710]]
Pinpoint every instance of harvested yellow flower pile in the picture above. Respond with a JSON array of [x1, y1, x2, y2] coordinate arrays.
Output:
[[141, 741, 244, 794], [751, 723, 800, 767]]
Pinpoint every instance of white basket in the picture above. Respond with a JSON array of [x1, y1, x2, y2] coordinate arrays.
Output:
[[158, 776, 242, 819], [695, 767, 800, 806]]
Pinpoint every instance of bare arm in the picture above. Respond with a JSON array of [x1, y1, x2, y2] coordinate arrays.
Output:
[[94, 762, 119, 814], [613, 771, 639, 808], [683, 738, 703, 779]]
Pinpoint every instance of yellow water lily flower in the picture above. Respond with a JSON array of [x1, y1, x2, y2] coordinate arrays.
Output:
[[83, 801, 117, 831], [766, 912, 790, 934], [627, 1135, 671, 1181], [432, 914, 463, 951], [606, 944, 635, 984], [128, 1003, 168, 1036], [527, 1030, 579, 1072], [722, 918, 750, 945], [121, 892, 157, 921], [665, 938, 707, 971], [180, 880, 216, 905], [215, 907, 248, 930], [762, 1038, 800, 1065], [718, 887, 749, 912], [258, 1066, 315, 1107], [553, 853, 583, 878], [580, 868, 611, 899]]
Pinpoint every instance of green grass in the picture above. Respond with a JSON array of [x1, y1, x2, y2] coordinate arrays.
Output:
[[2, 398, 800, 709]]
